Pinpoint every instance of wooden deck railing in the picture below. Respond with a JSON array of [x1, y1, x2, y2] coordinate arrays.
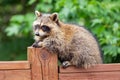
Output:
[[0, 47, 120, 80]]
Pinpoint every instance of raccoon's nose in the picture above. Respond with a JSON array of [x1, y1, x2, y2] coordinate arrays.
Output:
[[35, 33, 39, 36]]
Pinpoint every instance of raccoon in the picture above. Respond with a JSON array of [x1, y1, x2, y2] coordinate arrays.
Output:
[[32, 11, 102, 69]]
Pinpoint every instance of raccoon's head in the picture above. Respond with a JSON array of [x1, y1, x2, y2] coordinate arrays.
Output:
[[33, 11, 60, 40]]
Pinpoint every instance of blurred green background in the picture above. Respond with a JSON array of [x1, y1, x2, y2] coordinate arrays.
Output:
[[0, 0, 120, 63]]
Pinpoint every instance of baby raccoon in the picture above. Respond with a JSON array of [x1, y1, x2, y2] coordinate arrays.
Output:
[[32, 11, 102, 69]]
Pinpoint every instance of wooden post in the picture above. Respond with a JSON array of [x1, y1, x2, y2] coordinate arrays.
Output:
[[28, 47, 58, 80]]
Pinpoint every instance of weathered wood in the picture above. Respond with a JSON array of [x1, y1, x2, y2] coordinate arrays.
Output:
[[0, 61, 30, 70], [0, 70, 31, 80], [60, 64, 120, 73], [28, 47, 58, 80], [28, 47, 42, 80], [59, 71, 120, 80], [59, 64, 120, 80]]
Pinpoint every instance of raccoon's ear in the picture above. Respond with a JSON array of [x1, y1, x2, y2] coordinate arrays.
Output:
[[50, 13, 58, 22], [35, 10, 42, 17]]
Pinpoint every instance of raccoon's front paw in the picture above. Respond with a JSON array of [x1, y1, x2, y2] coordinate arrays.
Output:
[[62, 61, 71, 68], [38, 42, 45, 48], [32, 42, 40, 48]]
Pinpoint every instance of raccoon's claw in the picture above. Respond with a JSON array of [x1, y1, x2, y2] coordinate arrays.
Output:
[[62, 61, 71, 68], [32, 42, 40, 48]]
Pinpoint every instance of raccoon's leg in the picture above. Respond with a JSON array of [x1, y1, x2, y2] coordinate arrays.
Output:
[[70, 53, 97, 69], [60, 53, 73, 68]]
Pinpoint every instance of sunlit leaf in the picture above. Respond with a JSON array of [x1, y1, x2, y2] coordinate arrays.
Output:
[[28, 0, 36, 5], [10, 15, 24, 23]]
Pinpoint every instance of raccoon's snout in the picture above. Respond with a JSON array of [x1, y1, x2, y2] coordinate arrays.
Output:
[[35, 32, 40, 36], [34, 30, 48, 38]]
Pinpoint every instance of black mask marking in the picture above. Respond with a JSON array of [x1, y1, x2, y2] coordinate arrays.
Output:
[[41, 25, 50, 33]]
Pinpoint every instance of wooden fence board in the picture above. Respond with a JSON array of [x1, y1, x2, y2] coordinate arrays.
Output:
[[28, 47, 43, 80], [28, 47, 58, 80], [0, 61, 30, 70], [60, 64, 120, 73], [0, 70, 31, 80], [59, 71, 120, 80]]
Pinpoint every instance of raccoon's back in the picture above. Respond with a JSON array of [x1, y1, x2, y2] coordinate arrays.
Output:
[[68, 25, 102, 63]]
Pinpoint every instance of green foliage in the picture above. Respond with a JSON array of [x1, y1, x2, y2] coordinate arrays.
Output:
[[0, 0, 120, 63], [0, 37, 33, 60], [5, 13, 34, 36]]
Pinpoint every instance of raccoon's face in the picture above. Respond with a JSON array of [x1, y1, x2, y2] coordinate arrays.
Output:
[[33, 11, 60, 40], [33, 24, 51, 37]]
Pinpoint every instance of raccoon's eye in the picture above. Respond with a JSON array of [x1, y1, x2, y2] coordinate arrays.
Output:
[[34, 25, 40, 30], [41, 25, 50, 32]]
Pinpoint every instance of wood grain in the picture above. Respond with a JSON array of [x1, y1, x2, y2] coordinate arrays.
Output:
[[59, 71, 120, 80], [0, 70, 31, 80], [59, 63, 120, 80], [28, 47, 58, 80], [28, 47, 42, 80], [0, 61, 30, 70], [60, 64, 120, 73]]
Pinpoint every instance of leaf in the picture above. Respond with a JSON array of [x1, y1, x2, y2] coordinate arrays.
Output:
[[91, 19, 103, 27], [113, 22, 119, 32], [28, 0, 36, 5], [10, 15, 24, 23], [5, 24, 20, 36]]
